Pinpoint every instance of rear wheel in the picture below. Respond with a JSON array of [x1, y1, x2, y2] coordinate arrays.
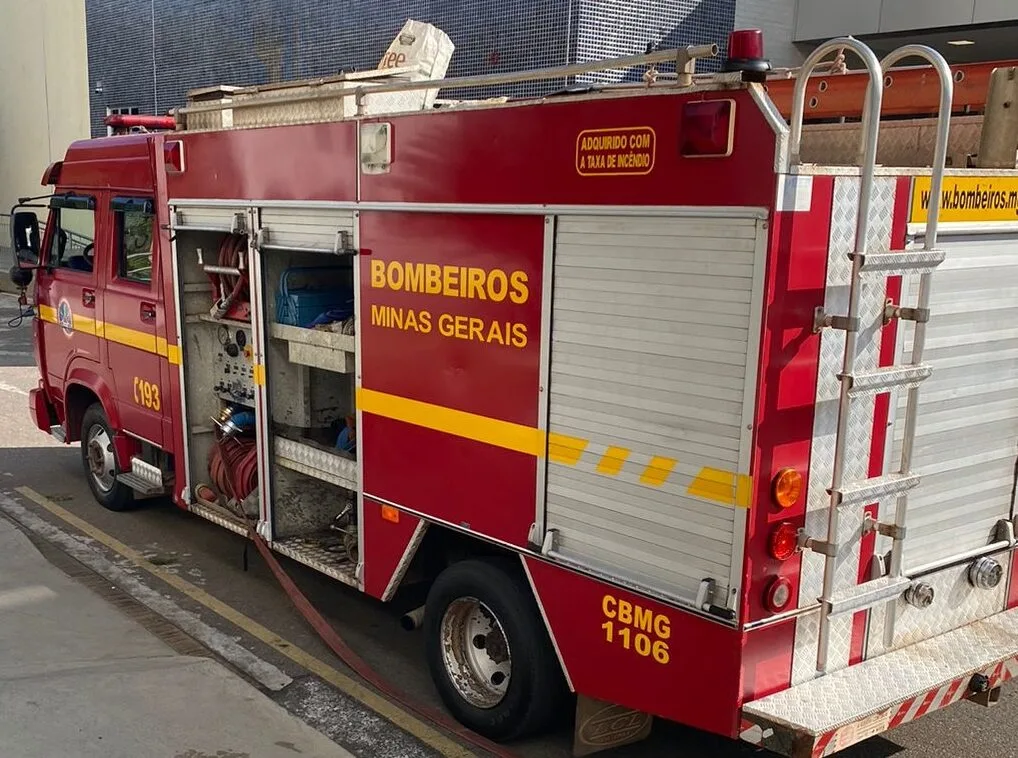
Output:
[[423, 558, 567, 741], [81, 403, 134, 511]]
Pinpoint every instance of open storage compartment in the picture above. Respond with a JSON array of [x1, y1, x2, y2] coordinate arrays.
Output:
[[173, 206, 261, 534], [260, 207, 361, 585]]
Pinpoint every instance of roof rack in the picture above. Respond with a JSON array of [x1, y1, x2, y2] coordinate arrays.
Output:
[[173, 44, 719, 130]]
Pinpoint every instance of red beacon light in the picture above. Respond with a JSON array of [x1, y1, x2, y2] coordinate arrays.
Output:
[[724, 28, 771, 83]]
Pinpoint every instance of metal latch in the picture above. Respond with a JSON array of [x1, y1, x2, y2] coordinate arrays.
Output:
[[813, 306, 859, 334], [798, 528, 837, 557], [334, 229, 356, 255], [883, 298, 930, 326], [863, 514, 906, 540], [696, 578, 736, 620]]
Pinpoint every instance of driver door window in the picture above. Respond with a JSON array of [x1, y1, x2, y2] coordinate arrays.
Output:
[[48, 206, 96, 273]]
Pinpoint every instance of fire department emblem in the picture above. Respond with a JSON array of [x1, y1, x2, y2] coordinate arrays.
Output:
[[56, 299, 74, 336]]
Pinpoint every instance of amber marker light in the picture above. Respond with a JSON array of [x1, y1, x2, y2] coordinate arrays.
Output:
[[772, 468, 803, 509]]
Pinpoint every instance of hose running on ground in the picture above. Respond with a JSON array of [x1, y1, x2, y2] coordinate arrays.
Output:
[[211, 443, 516, 757]]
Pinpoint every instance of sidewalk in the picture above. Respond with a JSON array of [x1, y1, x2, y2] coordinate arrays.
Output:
[[0, 513, 353, 758]]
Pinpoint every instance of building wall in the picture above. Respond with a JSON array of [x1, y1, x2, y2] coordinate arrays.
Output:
[[0, 0, 90, 216], [573, 0, 734, 85], [736, 0, 805, 67], [795, 0, 1018, 40], [86, 0, 742, 137]]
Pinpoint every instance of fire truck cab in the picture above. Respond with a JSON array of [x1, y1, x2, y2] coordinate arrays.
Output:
[[11, 23, 1018, 757]]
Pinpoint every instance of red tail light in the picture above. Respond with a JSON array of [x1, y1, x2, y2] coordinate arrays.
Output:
[[769, 522, 799, 561]]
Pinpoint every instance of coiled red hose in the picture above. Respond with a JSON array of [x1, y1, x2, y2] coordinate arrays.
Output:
[[208, 234, 250, 318], [208, 435, 258, 503]]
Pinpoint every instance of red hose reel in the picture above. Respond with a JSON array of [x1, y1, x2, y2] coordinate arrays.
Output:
[[208, 233, 251, 321], [208, 434, 259, 504]]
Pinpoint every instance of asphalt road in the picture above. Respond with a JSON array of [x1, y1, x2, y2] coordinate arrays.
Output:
[[0, 292, 1016, 758]]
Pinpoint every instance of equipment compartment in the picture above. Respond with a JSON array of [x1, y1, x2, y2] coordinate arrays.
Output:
[[258, 209, 361, 582], [173, 214, 260, 529]]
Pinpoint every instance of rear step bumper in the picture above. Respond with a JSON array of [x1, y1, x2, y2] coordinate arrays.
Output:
[[741, 605, 1018, 758]]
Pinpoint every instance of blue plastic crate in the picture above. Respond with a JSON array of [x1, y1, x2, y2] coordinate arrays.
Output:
[[275, 266, 354, 328]]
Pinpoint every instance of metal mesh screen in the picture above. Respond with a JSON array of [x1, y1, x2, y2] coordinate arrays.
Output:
[[86, 0, 736, 136]]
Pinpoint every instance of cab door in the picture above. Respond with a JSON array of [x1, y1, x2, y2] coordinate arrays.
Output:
[[36, 193, 101, 412], [102, 196, 165, 447]]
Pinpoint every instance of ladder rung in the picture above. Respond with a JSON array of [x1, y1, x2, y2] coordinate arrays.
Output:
[[833, 472, 920, 507], [843, 364, 932, 396], [851, 249, 946, 276], [824, 575, 912, 617]]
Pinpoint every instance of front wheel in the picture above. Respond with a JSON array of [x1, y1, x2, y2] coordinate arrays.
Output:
[[423, 558, 568, 741], [81, 403, 134, 511]]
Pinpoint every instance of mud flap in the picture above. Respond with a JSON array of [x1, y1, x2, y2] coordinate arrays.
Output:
[[572, 695, 653, 757]]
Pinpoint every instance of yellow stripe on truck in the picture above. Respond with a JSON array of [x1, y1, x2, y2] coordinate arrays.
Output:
[[39, 304, 749, 507], [357, 387, 547, 456], [357, 387, 752, 507], [36, 304, 181, 366]]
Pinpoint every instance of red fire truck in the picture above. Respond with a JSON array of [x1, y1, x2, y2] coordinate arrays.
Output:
[[11, 23, 1018, 757]]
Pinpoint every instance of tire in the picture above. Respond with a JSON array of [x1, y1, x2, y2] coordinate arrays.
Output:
[[423, 558, 568, 742], [80, 402, 134, 512]]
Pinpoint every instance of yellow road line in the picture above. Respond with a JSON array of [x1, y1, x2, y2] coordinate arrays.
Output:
[[16, 486, 474, 758]]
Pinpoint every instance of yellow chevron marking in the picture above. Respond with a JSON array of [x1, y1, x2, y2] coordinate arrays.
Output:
[[596, 446, 630, 476], [640, 456, 678, 487], [688, 467, 754, 508], [548, 432, 588, 465]]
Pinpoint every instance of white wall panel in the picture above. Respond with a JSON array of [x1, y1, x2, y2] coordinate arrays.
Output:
[[795, 0, 882, 41], [879, 0, 974, 32], [974, 0, 1018, 23]]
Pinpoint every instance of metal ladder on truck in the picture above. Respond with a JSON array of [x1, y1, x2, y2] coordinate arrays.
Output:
[[788, 38, 955, 674]]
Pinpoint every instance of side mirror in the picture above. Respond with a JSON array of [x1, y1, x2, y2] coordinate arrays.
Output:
[[11, 211, 40, 268]]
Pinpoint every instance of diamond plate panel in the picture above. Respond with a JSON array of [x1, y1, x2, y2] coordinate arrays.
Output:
[[748, 604, 1018, 735], [272, 533, 359, 587], [834, 472, 920, 507], [190, 502, 249, 537], [793, 176, 896, 684], [868, 552, 1011, 658], [798, 116, 984, 168], [858, 249, 945, 276], [275, 436, 357, 491], [846, 365, 932, 397]]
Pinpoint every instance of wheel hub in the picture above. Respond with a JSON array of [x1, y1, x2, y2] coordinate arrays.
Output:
[[440, 597, 512, 709], [86, 424, 116, 493]]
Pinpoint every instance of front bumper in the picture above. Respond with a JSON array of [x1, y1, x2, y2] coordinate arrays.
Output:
[[741, 605, 1018, 757]]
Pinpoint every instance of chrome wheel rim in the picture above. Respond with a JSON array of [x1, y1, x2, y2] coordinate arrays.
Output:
[[440, 597, 512, 709], [86, 424, 116, 493]]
